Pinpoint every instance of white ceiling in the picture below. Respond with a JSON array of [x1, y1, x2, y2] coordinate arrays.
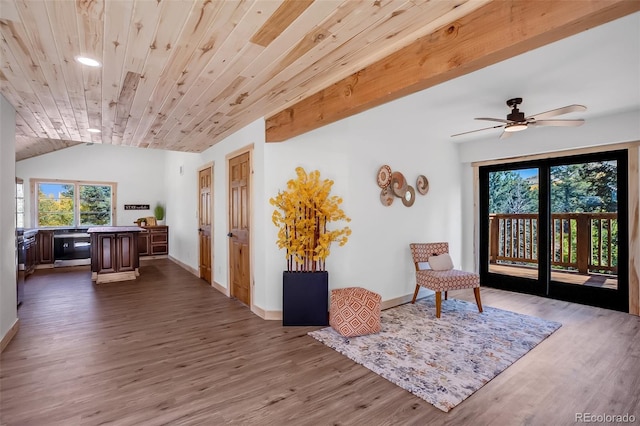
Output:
[[408, 12, 640, 144]]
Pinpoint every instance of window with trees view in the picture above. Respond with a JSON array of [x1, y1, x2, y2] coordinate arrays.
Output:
[[35, 180, 115, 227]]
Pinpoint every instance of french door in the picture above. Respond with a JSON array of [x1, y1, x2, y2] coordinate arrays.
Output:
[[479, 150, 629, 312]]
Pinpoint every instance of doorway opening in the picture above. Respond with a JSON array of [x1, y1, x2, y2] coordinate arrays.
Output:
[[479, 150, 629, 311]]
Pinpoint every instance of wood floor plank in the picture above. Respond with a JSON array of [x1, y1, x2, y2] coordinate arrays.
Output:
[[1, 259, 639, 425]]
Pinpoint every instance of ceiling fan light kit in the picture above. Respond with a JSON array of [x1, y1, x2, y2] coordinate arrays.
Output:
[[451, 97, 586, 138], [504, 123, 528, 132]]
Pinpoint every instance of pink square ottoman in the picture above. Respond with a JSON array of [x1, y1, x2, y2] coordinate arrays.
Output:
[[330, 287, 381, 337]]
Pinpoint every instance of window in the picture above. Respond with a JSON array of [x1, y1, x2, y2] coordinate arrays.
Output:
[[16, 178, 24, 228], [34, 179, 116, 227]]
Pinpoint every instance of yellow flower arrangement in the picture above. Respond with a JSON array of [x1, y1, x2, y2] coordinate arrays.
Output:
[[270, 167, 351, 272]]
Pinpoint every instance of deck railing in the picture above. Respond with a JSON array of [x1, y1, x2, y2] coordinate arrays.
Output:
[[489, 212, 618, 275]]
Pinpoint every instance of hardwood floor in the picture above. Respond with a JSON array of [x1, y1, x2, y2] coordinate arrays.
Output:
[[2, 259, 639, 425]]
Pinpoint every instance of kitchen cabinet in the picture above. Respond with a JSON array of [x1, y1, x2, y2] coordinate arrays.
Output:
[[138, 226, 168, 256], [24, 232, 38, 276], [37, 230, 54, 264], [88, 227, 142, 283], [137, 231, 150, 256]]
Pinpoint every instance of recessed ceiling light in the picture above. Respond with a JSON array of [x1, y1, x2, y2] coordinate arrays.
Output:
[[76, 56, 101, 67], [87, 128, 101, 133]]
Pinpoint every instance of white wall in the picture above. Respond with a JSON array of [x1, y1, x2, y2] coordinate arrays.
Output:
[[1, 94, 17, 342], [260, 89, 465, 310], [162, 150, 200, 269], [16, 143, 168, 227], [163, 87, 466, 314]]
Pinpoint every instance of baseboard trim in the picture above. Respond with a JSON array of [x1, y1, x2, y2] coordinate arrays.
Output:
[[380, 290, 433, 310], [251, 291, 430, 322], [168, 255, 199, 276], [35, 264, 55, 269], [211, 280, 229, 297], [1, 319, 20, 353], [162, 257, 425, 320], [141, 254, 169, 261], [381, 294, 414, 310], [252, 304, 282, 321]]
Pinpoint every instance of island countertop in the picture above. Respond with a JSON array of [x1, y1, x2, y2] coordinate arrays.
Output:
[[87, 226, 144, 233]]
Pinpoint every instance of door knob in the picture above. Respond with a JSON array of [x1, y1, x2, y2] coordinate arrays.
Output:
[[227, 232, 233, 237]]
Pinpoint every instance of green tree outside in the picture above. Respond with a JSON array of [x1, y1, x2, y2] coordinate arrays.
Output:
[[80, 185, 112, 225], [37, 182, 113, 227], [38, 184, 74, 226], [489, 160, 618, 275]]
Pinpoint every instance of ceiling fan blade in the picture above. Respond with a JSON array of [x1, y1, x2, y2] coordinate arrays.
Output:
[[475, 117, 511, 124], [530, 119, 585, 127], [526, 104, 586, 121], [451, 124, 505, 137]]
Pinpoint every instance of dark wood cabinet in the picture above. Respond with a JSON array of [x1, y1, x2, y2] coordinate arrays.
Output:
[[137, 231, 150, 256], [37, 230, 54, 264], [116, 234, 137, 272], [24, 235, 38, 276], [150, 226, 168, 255], [139, 226, 168, 256], [89, 228, 141, 283], [94, 233, 117, 274]]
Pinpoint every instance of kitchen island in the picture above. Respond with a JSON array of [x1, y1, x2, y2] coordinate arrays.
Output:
[[88, 226, 143, 284]]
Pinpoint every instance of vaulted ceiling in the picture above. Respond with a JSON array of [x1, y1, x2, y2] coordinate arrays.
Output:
[[1, 0, 638, 161]]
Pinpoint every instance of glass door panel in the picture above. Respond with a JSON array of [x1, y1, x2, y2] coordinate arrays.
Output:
[[488, 168, 540, 279], [550, 161, 618, 289], [480, 149, 628, 312]]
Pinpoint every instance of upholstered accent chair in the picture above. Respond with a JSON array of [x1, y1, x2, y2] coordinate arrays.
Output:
[[330, 287, 381, 337], [409, 242, 483, 318]]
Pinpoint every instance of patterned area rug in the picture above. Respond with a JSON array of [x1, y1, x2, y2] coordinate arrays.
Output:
[[308, 296, 561, 412]]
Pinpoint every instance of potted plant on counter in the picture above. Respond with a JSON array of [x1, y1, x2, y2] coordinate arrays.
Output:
[[154, 203, 165, 226], [270, 167, 351, 326]]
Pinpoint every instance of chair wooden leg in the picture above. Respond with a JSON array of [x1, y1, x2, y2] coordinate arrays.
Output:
[[473, 287, 483, 313], [411, 284, 420, 304], [435, 291, 442, 318], [444, 291, 448, 300]]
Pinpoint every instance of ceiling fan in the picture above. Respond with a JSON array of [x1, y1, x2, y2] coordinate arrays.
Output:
[[451, 97, 586, 139]]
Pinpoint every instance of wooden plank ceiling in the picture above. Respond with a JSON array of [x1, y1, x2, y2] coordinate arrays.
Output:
[[1, 0, 637, 161]]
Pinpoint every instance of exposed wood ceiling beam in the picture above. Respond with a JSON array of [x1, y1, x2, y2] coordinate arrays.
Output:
[[265, 0, 640, 142]]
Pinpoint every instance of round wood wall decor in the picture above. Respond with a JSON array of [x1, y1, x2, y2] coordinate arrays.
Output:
[[380, 186, 394, 206], [416, 175, 429, 195], [402, 186, 416, 207], [377, 165, 392, 188], [391, 171, 407, 197]]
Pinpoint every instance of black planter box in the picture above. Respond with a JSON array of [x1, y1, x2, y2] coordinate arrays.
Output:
[[282, 271, 329, 326]]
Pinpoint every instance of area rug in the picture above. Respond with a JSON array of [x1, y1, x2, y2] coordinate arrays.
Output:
[[308, 296, 561, 412]]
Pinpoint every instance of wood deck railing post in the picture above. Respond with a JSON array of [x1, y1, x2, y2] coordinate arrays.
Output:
[[576, 214, 591, 274], [489, 215, 499, 264]]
